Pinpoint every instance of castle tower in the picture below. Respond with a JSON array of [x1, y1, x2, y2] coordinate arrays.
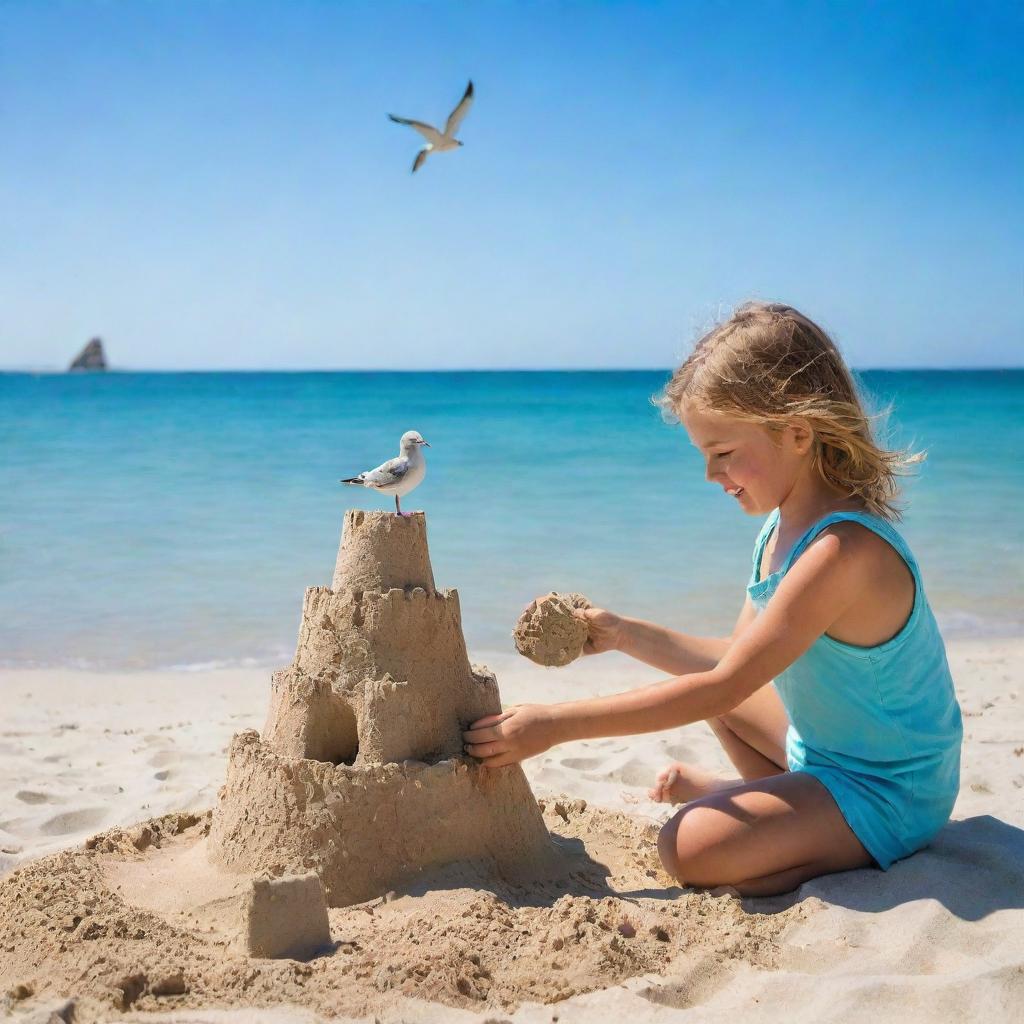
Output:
[[207, 511, 555, 906]]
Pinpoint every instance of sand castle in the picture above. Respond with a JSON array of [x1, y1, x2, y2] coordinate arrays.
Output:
[[208, 510, 555, 907]]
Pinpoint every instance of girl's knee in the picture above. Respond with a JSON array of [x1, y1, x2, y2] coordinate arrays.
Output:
[[658, 807, 717, 884], [657, 816, 680, 876]]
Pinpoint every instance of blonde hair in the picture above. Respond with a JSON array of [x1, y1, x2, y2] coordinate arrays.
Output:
[[655, 301, 924, 522]]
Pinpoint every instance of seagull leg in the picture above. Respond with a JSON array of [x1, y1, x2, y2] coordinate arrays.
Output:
[[395, 494, 402, 516]]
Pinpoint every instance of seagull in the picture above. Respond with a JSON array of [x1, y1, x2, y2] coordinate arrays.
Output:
[[340, 430, 430, 516], [388, 80, 474, 174]]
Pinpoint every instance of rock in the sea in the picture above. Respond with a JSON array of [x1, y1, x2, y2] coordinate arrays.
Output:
[[513, 592, 592, 667], [68, 337, 107, 371]]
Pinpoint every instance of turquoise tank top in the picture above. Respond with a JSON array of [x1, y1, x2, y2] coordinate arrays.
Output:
[[748, 508, 963, 870]]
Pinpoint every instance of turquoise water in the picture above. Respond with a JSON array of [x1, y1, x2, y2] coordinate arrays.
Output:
[[2, 370, 1021, 669]]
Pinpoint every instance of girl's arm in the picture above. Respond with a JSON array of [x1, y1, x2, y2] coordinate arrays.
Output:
[[602, 596, 759, 675], [604, 613, 729, 673], [581, 598, 757, 675], [465, 530, 869, 766]]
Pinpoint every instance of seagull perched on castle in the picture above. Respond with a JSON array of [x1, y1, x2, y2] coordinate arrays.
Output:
[[388, 80, 474, 173], [340, 430, 430, 516]]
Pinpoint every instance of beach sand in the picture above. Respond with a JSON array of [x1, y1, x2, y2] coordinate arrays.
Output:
[[1, 638, 1022, 1022]]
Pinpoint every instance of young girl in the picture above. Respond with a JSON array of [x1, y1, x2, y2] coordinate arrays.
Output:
[[464, 301, 963, 897]]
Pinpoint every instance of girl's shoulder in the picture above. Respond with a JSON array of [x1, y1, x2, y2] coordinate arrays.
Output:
[[752, 507, 922, 650], [816, 518, 909, 573], [785, 507, 921, 596], [807, 517, 920, 648], [809, 510, 915, 567]]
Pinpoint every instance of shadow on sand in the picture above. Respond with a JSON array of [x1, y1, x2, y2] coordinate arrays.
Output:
[[392, 829, 691, 910], [741, 815, 1024, 920], [395, 815, 1024, 923]]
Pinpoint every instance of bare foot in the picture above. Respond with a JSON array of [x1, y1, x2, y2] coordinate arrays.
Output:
[[648, 761, 742, 805]]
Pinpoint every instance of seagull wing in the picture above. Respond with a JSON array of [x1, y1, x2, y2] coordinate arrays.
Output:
[[360, 455, 411, 488], [388, 114, 445, 146], [444, 80, 474, 137], [412, 147, 429, 173]]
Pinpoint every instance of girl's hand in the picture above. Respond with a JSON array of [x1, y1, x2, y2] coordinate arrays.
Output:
[[463, 704, 559, 767], [575, 607, 624, 655]]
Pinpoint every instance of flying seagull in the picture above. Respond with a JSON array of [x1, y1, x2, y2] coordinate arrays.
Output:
[[340, 430, 430, 516], [388, 80, 474, 173]]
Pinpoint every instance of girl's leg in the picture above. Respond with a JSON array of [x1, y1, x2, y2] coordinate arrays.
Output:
[[658, 771, 873, 896], [707, 718, 786, 780], [655, 683, 789, 801], [710, 681, 790, 778], [652, 683, 790, 804]]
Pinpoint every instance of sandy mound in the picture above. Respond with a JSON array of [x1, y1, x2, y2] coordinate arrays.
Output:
[[513, 593, 592, 667], [0, 800, 796, 1021]]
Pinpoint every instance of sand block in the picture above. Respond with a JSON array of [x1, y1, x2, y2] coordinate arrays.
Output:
[[513, 592, 592, 666], [243, 873, 332, 960]]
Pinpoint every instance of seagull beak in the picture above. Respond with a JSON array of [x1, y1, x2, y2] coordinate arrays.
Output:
[[421, 440, 431, 447]]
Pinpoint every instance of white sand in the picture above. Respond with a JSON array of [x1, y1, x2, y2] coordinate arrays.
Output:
[[0, 669, 265, 874], [2, 638, 1022, 1021]]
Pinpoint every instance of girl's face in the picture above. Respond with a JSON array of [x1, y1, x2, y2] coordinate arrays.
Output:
[[679, 402, 812, 516]]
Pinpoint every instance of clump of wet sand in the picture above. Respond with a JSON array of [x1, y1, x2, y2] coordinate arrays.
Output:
[[0, 801, 796, 1022], [514, 592, 593, 667]]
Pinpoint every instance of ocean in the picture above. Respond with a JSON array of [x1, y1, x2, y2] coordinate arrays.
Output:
[[2, 370, 1021, 670]]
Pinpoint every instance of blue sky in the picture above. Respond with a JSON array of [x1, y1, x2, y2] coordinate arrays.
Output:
[[1, 1, 1021, 370]]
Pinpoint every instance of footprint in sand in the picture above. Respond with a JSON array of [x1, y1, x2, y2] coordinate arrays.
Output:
[[15, 790, 59, 806], [560, 757, 604, 771], [663, 743, 695, 761], [607, 760, 659, 788], [153, 770, 172, 781], [39, 808, 107, 836], [148, 751, 180, 769]]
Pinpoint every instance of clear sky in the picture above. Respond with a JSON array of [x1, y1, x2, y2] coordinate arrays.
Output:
[[1, 1, 1021, 370]]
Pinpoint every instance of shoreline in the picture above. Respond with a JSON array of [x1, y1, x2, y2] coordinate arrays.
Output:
[[4, 623, 1024, 675]]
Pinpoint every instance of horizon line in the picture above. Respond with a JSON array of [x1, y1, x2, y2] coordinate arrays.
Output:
[[3, 365, 1023, 375]]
